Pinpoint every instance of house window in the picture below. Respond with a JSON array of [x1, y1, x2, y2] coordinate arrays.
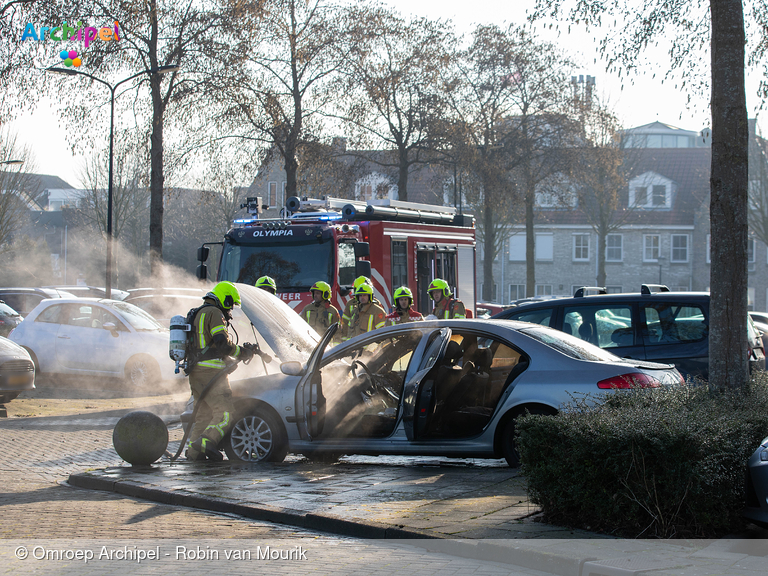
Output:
[[748, 238, 756, 263], [480, 283, 498, 302], [748, 287, 755, 311], [652, 185, 666, 206], [509, 284, 525, 301], [671, 235, 689, 263], [361, 184, 373, 201], [643, 235, 660, 261], [634, 187, 647, 206], [606, 234, 623, 262], [535, 284, 553, 296], [536, 233, 554, 261], [268, 182, 277, 207], [573, 234, 589, 261], [508, 235, 526, 261]]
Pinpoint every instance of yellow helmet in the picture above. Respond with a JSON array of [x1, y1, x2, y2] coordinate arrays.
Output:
[[353, 275, 372, 290], [310, 281, 332, 301], [255, 275, 277, 294], [354, 283, 374, 299], [208, 281, 241, 309], [393, 286, 413, 307], [428, 278, 451, 299]]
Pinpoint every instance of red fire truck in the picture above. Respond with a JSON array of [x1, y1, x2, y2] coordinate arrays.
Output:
[[196, 196, 476, 317]]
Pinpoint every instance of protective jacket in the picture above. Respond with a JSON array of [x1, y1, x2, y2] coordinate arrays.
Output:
[[386, 308, 424, 325], [348, 300, 387, 339], [300, 300, 341, 335], [191, 298, 244, 370], [431, 297, 466, 320]]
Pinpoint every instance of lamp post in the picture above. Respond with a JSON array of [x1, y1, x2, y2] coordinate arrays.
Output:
[[46, 64, 179, 298], [657, 255, 667, 284], [0, 160, 23, 165]]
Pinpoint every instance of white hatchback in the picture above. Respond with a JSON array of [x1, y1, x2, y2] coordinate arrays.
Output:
[[10, 298, 184, 387]]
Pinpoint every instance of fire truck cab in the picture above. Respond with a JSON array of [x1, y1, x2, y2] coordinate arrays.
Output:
[[197, 196, 476, 317]]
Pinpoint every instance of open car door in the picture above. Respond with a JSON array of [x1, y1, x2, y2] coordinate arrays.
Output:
[[295, 323, 338, 441], [402, 328, 451, 441]]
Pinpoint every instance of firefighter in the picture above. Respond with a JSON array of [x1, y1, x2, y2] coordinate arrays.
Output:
[[348, 283, 387, 338], [386, 286, 423, 325], [186, 281, 255, 461], [300, 281, 341, 335], [341, 276, 372, 340], [428, 278, 466, 319], [255, 275, 277, 295]]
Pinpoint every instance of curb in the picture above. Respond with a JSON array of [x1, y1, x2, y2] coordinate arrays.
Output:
[[67, 472, 441, 541]]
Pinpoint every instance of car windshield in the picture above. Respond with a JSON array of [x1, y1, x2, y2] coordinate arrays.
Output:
[[111, 302, 165, 331], [0, 302, 19, 318], [519, 325, 625, 362], [219, 240, 334, 291]]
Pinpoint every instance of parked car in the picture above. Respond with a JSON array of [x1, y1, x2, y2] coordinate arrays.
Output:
[[0, 336, 35, 403], [9, 298, 184, 387], [0, 300, 22, 337], [744, 435, 768, 528], [181, 283, 682, 466], [0, 288, 77, 317], [750, 311, 768, 326], [125, 288, 206, 328], [492, 285, 765, 381], [43, 285, 130, 301], [475, 303, 513, 318]]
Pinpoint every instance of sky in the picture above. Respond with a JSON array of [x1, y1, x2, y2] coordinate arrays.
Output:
[[8, 0, 767, 188]]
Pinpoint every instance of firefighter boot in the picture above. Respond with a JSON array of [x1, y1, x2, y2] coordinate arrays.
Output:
[[189, 437, 223, 461]]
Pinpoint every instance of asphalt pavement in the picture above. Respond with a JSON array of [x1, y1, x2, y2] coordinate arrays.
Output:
[[4, 385, 768, 576]]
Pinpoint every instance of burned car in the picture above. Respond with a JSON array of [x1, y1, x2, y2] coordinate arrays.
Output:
[[188, 284, 682, 467]]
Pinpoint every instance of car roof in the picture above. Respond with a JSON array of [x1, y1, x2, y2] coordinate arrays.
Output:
[[0, 287, 77, 298], [497, 290, 710, 314]]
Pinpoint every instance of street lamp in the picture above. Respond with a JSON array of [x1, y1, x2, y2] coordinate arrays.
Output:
[[0, 160, 23, 165], [46, 64, 179, 298]]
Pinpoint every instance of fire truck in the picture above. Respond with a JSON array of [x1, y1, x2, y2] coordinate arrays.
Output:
[[196, 196, 476, 317]]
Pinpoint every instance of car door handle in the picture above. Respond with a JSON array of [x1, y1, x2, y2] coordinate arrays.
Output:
[[57, 335, 71, 339]]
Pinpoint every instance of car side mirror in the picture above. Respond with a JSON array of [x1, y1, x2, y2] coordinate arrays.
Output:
[[280, 361, 304, 376], [103, 322, 119, 336]]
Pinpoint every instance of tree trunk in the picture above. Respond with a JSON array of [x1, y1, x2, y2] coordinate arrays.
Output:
[[483, 197, 495, 301], [709, 0, 749, 388], [525, 186, 535, 298], [397, 148, 409, 202], [148, 0, 164, 278], [596, 231, 606, 287]]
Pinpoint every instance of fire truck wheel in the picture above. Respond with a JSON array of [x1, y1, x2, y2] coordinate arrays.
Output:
[[224, 409, 287, 463], [124, 355, 161, 388]]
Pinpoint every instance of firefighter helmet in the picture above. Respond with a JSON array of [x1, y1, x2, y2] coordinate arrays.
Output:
[[354, 283, 374, 299], [310, 280, 332, 301], [208, 281, 241, 310], [353, 275, 372, 290], [255, 275, 277, 294], [428, 278, 452, 299], [393, 286, 413, 307]]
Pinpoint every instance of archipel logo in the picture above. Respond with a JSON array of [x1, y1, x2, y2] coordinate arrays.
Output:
[[22, 21, 121, 48], [59, 49, 82, 68]]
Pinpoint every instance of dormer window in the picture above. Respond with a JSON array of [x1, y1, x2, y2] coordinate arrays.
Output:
[[629, 172, 674, 209]]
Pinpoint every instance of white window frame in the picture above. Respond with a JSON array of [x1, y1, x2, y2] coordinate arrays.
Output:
[[535, 233, 554, 262], [572, 234, 590, 262], [606, 234, 623, 262], [509, 284, 525, 301], [535, 284, 553, 296], [643, 234, 660, 262], [707, 234, 711, 264], [671, 234, 689, 263], [748, 238, 756, 264], [268, 181, 278, 207], [628, 172, 673, 209], [508, 235, 526, 262]]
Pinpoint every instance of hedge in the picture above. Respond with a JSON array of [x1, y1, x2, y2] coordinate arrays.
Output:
[[516, 374, 768, 538]]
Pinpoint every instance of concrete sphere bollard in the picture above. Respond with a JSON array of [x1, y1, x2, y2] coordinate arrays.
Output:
[[113, 410, 169, 466]]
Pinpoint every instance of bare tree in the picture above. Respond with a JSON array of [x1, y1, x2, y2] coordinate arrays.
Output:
[[0, 131, 37, 254], [530, 0, 758, 388], [335, 7, 454, 201]]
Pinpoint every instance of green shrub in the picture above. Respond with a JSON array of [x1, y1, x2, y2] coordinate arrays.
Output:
[[516, 373, 768, 538]]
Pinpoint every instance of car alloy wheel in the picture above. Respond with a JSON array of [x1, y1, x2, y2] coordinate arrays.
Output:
[[225, 410, 287, 463]]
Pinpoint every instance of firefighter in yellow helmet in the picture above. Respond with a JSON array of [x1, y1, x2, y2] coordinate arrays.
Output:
[[386, 286, 424, 325], [186, 281, 255, 461], [341, 275, 372, 340], [300, 281, 341, 335], [428, 278, 466, 319], [348, 283, 387, 338], [255, 275, 277, 295]]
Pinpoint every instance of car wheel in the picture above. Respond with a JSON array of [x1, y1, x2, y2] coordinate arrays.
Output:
[[124, 355, 161, 388], [501, 407, 555, 468], [224, 410, 287, 463]]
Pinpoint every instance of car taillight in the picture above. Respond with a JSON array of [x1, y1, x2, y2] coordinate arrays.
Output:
[[597, 373, 661, 389]]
